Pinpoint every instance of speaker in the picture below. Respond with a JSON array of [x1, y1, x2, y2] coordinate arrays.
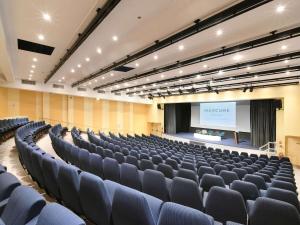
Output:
[[274, 99, 282, 110], [157, 104, 163, 110]]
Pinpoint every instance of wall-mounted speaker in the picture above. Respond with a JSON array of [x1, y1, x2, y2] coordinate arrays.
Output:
[[274, 99, 282, 110], [157, 104, 163, 110]]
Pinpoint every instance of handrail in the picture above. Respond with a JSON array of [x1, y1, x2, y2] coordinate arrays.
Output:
[[259, 141, 278, 157]]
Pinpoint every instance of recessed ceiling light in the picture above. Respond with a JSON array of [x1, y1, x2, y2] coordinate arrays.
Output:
[[97, 48, 102, 54], [96, 97, 100, 101], [30, 70, 34, 73], [95, 80, 98, 82], [216, 29, 223, 36], [33, 58, 37, 62], [102, 76, 105, 80], [161, 74, 164, 78], [153, 83, 156, 87], [179, 70, 183, 74], [196, 75, 200, 79], [233, 54, 243, 61], [110, 73, 114, 77], [203, 64, 208, 68], [71, 69, 75, 73], [284, 59, 289, 64], [135, 62, 139, 67], [286, 71, 290, 75], [209, 80, 213, 85], [29, 77, 32, 80], [281, 45, 287, 50], [247, 66, 251, 70], [124, 83, 129, 86], [134, 87, 137, 90], [276, 5, 285, 13], [37, 34, 45, 40], [178, 45, 184, 51], [218, 70, 223, 75], [77, 64, 81, 68], [29, 74, 32, 77], [112, 35, 118, 41], [254, 75, 258, 78], [31, 65, 36, 68], [140, 91, 143, 94], [85, 57, 90, 62], [179, 79, 183, 82], [62, 77, 65, 80], [42, 12, 51, 22], [147, 78, 150, 81], [143, 85, 146, 89], [153, 55, 158, 60], [58, 79, 61, 82], [89, 81, 92, 85], [116, 84, 120, 88]]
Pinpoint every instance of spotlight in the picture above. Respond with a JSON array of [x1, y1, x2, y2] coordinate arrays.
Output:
[[214, 89, 219, 94], [249, 86, 254, 92], [167, 90, 171, 95], [191, 88, 196, 93], [179, 89, 183, 94], [206, 85, 212, 91], [243, 86, 248, 92]]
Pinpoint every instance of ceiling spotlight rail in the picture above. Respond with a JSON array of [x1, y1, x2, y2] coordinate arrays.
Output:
[[112, 50, 300, 93], [44, 0, 121, 83], [94, 26, 300, 91], [70, 0, 270, 87]]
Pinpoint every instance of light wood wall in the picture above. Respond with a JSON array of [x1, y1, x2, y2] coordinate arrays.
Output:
[[0, 87, 151, 135]]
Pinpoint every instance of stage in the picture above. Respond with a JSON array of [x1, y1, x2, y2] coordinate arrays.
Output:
[[163, 132, 259, 151]]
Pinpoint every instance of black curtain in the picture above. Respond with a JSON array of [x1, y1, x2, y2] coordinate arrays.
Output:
[[250, 100, 276, 147], [164, 103, 191, 134]]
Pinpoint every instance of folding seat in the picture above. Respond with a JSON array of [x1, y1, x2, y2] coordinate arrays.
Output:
[[111, 186, 163, 225], [275, 175, 295, 184], [213, 164, 228, 175], [78, 149, 90, 171], [157, 163, 174, 179], [248, 164, 259, 172], [259, 169, 274, 178], [88, 153, 103, 178], [170, 177, 203, 211], [125, 155, 139, 168], [0, 172, 20, 203], [200, 174, 225, 199], [276, 171, 294, 178], [230, 180, 260, 201], [104, 149, 114, 158], [244, 174, 267, 190], [248, 197, 300, 225], [35, 203, 85, 225], [0, 186, 46, 225], [160, 153, 168, 160], [176, 169, 198, 183], [225, 163, 235, 171], [30, 151, 46, 188], [79, 172, 112, 225], [96, 146, 104, 157], [120, 163, 142, 191], [165, 158, 179, 170], [103, 157, 120, 182], [243, 166, 255, 174], [181, 162, 195, 171], [114, 152, 125, 164], [243, 158, 253, 165], [219, 170, 239, 185], [198, 166, 216, 180], [58, 164, 82, 214], [142, 169, 169, 201], [254, 172, 271, 183], [223, 149, 230, 155], [41, 157, 62, 200], [70, 145, 80, 166], [265, 187, 299, 212], [206, 186, 247, 224], [196, 161, 210, 169], [233, 163, 242, 168], [139, 159, 155, 171], [129, 150, 139, 159], [270, 180, 297, 193], [140, 153, 149, 160], [152, 155, 163, 165], [157, 202, 214, 225], [171, 156, 181, 164], [232, 157, 240, 163]]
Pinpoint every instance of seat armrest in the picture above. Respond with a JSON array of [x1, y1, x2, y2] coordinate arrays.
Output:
[[226, 221, 245, 225], [0, 198, 9, 215]]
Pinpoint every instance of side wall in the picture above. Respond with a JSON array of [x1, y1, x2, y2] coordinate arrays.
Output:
[[0, 87, 151, 135]]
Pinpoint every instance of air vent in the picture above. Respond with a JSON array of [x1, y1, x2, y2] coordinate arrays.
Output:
[[53, 84, 64, 89], [97, 90, 105, 94], [21, 79, 36, 85], [77, 87, 87, 92], [18, 39, 55, 55], [113, 65, 134, 72]]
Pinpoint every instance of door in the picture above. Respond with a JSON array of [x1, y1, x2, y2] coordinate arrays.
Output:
[[286, 136, 300, 166]]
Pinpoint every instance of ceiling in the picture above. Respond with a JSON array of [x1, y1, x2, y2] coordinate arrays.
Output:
[[0, 0, 300, 99]]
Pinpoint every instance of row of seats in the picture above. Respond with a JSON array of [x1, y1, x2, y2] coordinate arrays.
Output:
[[0, 163, 84, 225], [0, 117, 28, 143], [49, 124, 300, 225]]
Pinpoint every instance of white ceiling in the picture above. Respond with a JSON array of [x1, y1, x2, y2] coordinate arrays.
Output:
[[0, 0, 300, 99]]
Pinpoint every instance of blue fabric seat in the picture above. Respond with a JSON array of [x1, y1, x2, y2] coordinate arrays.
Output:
[[30, 151, 46, 188], [198, 166, 216, 180], [165, 159, 179, 170], [125, 155, 139, 168], [219, 170, 239, 185], [142, 169, 169, 201], [176, 169, 198, 184], [230, 180, 260, 201], [0, 172, 20, 204], [0, 186, 46, 225], [114, 152, 125, 164], [120, 163, 142, 191], [78, 149, 90, 171], [244, 174, 267, 190], [170, 177, 203, 211], [270, 180, 297, 193], [35, 203, 85, 225], [157, 202, 214, 225], [79, 172, 112, 225], [140, 159, 155, 171], [200, 174, 225, 193], [213, 164, 228, 175], [232, 168, 247, 179], [181, 162, 195, 171], [103, 158, 120, 182], [157, 163, 174, 179], [88, 153, 103, 178]]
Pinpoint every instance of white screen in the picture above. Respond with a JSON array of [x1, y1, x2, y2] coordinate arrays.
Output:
[[200, 102, 236, 129]]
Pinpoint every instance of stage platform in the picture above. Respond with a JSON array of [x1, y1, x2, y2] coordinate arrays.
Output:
[[163, 132, 260, 153]]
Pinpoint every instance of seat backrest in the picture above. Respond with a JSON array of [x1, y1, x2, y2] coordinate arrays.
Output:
[[157, 202, 214, 225], [0, 172, 21, 201], [112, 186, 163, 225], [205, 186, 247, 224], [244, 174, 267, 190], [125, 155, 139, 168], [270, 180, 297, 193], [265, 187, 300, 212], [103, 157, 120, 182], [157, 163, 174, 179], [114, 152, 125, 164], [120, 163, 142, 191], [170, 177, 203, 211], [181, 162, 195, 171], [152, 155, 163, 165], [213, 164, 228, 175], [58, 164, 82, 214], [142, 169, 169, 201], [200, 174, 225, 192], [140, 159, 155, 171], [219, 170, 239, 185], [79, 149, 90, 171], [165, 158, 179, 170], [88, 153, 103, 178], [79, 172, 112, 225], [249, 197, 300, 225], [176, 169, 198, 183], [198, 166, 216, 180], [232, 168, 248, 179], [230, 180, 260, 201], [36, 203, 85, 225], [2, 186, 46, 225]]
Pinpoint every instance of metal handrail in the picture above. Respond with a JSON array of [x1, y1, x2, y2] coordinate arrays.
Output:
[[259, 141, 278, 156]]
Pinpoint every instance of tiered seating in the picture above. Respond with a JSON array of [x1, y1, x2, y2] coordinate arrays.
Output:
[[0, 163, 84, 225], [0, 118, 28, 143], [48, 124, 300, 225]]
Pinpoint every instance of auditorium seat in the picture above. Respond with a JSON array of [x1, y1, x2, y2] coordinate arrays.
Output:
[[152, 155, 163, 165], [103, 158, 120, 182], [34, 203, 85, 225], [140, 159, 155, 171], [165, 158, 179, 170], [78, 149, 90, 171], [205, 187, 247, 225], [120, 163, 142, 191], [254, 172, 271, 183], [232, 168, 247, 180], [142, 169, 169, 201], [30, 151, 46, 188], [248, 197, 300, 225], [0, 172, 21, 204], [79, 172, 112, 225], [114, 152, 125, 164], [176, 169, 198, 183], [111, 186, 163, 225], [213, 164, 228, 175], [88, 153, 103, 178], [181, 162, 196, 171], [198, 166, 216, 180], [219, 170, 239, 185], [58, 164, 82, 214], [244, 174, 267, 190], [157, 202, 215, 225], [0, 186, 46, 225], [200, 174, 225, 194], [125, 155, 139, 168], [157, 163, 174, 179], [230, 180, 260, 201], [170, 177, 204, 211], [104, 149, 114, 158]]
